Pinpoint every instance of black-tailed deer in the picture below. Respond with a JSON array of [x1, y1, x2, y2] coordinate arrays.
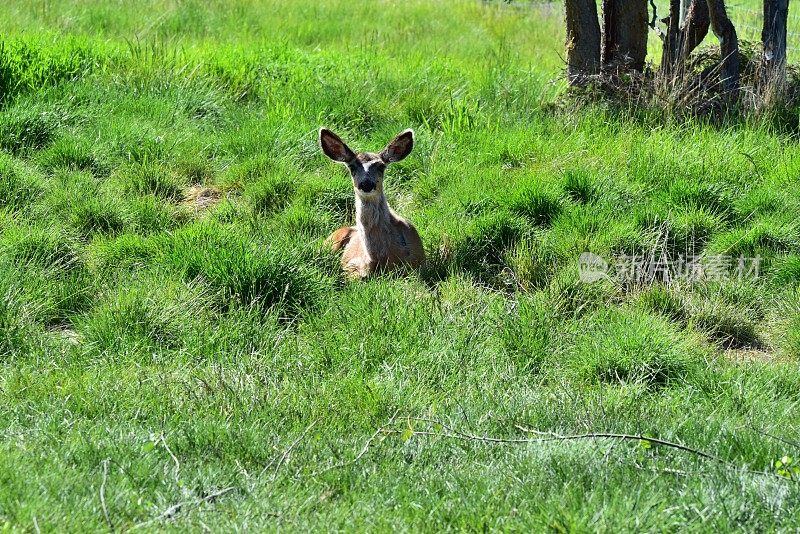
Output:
[[319, 128, 425, 278]]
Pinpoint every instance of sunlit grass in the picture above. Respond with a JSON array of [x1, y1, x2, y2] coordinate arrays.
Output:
[[0, 0, 799, 530]]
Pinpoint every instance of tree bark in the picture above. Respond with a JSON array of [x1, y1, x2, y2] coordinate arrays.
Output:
[[706, 0, 739, 96], [683, 0, 711, 54], [762, 0, 790, 100], [662, 0, 683, 77], [565, 0, 602, 84], [601, 0, 649, 72], [661, 0, 710, 78], [680, 0, 690, 23]]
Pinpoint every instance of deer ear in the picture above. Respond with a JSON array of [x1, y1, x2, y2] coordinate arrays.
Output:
[[380, 129, 414, 163], [319, 128, 356, 163]]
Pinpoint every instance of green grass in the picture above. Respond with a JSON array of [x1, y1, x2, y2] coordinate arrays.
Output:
[[1, 0, 800, 531]]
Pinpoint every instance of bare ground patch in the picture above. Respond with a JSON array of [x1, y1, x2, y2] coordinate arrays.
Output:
[[181, 185, 224, 214]]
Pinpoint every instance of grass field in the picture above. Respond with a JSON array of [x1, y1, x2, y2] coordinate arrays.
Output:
[[1, 0, 800, 530]]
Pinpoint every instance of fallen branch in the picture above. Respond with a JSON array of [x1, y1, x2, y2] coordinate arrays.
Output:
[[160, 434, 181, 484], [100, 459, 113, 532], [310, 409, 400, 478], [131, 486, 236, 530], [407, 416, 715, 459], [749, 424, 800, 450], [398, 417, 792, 483], [513, 423, 718, 461], [649, 0, 666, 38], [261, 419, 318, 482]]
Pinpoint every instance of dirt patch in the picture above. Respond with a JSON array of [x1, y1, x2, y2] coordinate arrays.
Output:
[[724, 347, 779, 364], [49, 326, 80, 345], [182, 185, 224, 212]]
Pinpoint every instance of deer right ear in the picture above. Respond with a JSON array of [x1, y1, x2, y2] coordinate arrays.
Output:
[[319, 128, 356, 164], [380, 129, 414, 163]]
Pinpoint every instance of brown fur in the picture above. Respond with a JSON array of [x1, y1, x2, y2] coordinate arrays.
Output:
[[328, 226, 354, 252], [320, 128, 425, 279], [330, 197, 424, 278]]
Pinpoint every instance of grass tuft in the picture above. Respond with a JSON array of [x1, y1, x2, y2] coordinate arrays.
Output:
[[688, 294, 761, 349], [36, 135, 106, 175], [0, 105, 62, 153], [506, 184, 563, 226], [121, 162, 183, 200], [567, 307, 700, 388], [245, 174, 297, 215], [636, 285, 687, 324], [0, 154, 41, 208], [1, 223, 81, 270], [71, 196, 126, 236], [563, 168, 601, 205], [452, 211, 528, 285], [78, 276, 205, 354], [164, 223, 332, 316]]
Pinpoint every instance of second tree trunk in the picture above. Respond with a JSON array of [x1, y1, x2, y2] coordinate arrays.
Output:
[[602, 0, 649, 72]]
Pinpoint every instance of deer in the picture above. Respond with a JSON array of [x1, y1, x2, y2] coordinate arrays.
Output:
[[319, 128, 425, 279]]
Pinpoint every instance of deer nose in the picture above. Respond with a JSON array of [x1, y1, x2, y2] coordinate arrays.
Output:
[[359, 181, 375, 193]]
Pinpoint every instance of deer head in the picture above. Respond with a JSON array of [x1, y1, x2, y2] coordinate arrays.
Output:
[[319, 128, 414, 199]]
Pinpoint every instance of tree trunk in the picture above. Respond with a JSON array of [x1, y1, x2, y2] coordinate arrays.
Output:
[[662, 0, 683, 77], [682, 0, 711, 55], [680, 0, 690, 23], [601, 0, 649, 72], [762, 0, 790, 101], [661, 0, 710, 78], [565, 0, 602, 84], [706, 0, 739, 96]]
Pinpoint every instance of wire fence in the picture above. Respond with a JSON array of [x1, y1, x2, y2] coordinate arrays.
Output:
[[727, 1, 800, 60]]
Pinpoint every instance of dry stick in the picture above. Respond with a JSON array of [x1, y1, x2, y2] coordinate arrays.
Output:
[[100, 459, 113, 532], [32, 516, 41, 534], [269, 419, 318, 482], [310, 409, 400, 478], [749, 424, 800, 450], [402, 417, 792, 483], [132, 487, 236, 530], [160, 434, 181, 483], [513, 425, 717, 461], [525, 425, 701, 479], [402, 417, 535, 445], [649, 0, 666, 37], [254, 446, 283, 481]]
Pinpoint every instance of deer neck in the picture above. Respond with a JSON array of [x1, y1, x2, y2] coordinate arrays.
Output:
[[355, 192, 394, 262]]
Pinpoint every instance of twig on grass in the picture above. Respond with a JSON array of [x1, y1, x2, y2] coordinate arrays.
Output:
[[637, 465, 694, 477], [310, 409, 400, 478], [412, 415, 717, 459], [160, 434, 181, 483], [100, 459, 113, 532], [258, 419, 318, 482], [272, 419, 318, 481], [131, 487, 236, 530], [748, 424, 800, 450], [512, 423, 719, 461], [399, 417, 793, 483]]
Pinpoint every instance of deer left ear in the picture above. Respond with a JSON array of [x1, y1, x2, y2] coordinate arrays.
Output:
[[320, 128, 356, 164], [380, 129, 414, 163]]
